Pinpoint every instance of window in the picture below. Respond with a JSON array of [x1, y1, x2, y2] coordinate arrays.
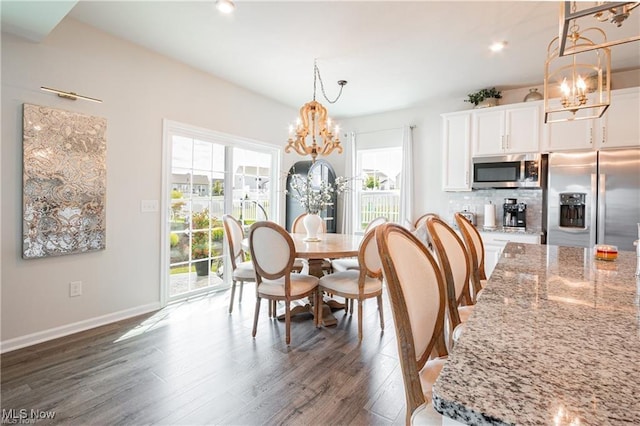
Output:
[[355, 147, 402, 232]]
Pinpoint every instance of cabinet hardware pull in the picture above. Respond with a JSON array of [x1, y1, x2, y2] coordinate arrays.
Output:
[[589, 127, 593, 144], [602, 126, 605, 144], [501, 135, 505, 150]]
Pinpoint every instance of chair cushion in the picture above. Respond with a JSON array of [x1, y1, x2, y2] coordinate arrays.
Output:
[[411, 402, 445, 425], [452, 323, 465, 344], [419, 357, 447, 404], [318, 270, 382, 296], [458, 305, 473, 323], [331, 258, 359, 272], [232, 261, 255, 280], [258, 273, 319, 297]]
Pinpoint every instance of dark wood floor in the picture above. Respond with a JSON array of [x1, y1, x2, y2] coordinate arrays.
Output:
[[1, 286, 409, 425]]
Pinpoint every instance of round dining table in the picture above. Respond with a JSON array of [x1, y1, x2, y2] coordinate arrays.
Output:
[[243, 232, 363, 326], [290, 232, 362, 277], [290, 232, 363, 325]]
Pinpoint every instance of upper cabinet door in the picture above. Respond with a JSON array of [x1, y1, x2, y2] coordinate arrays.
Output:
[[542, 117, 595, 152], [599, 87, 640, 149], [505, 103, 541, 154], [442, 112, 472, 191], [472, 103, 541, 156], [472, 109, 504, 156]]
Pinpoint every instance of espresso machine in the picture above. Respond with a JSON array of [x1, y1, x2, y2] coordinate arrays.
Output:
[[503, 198, 527, 229]]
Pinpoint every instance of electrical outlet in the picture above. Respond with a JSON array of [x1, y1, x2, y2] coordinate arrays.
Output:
[[69, 281, 82, 297]]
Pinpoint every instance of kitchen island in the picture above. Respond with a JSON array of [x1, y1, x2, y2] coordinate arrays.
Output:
[[432, 243, 639, 425]]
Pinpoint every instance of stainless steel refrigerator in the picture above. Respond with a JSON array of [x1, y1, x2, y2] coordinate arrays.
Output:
[[547, 148, 640, 251]]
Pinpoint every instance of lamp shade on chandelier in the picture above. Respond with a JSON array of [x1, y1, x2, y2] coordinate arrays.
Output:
[[544, 24, 611, 123], [286, 62, 347, 163]]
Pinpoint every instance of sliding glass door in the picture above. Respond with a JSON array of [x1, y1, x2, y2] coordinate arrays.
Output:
[[163, 121, 279, 303]]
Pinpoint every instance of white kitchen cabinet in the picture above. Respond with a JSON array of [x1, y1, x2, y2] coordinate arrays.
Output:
[[472, 102, 541, 156], [480, 232, 541, 277], [543, 116, 595, 152], [441, 111, 472, 191], [599, 87, 640, 149], [543, 87, 640, 152]]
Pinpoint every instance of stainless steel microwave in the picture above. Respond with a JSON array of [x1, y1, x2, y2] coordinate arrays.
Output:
[[472, 154, 546, 189]]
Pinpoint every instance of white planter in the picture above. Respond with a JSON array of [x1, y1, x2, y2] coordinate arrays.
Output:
[[475, 97, 499, 109], [303, 213, 323, 242]]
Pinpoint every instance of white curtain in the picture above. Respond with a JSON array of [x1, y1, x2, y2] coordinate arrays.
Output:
[[399, 125, 414, 224], [340, 131, 356, 234]]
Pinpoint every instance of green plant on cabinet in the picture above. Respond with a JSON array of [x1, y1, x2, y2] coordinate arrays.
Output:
[[465, 87, 502, 106]]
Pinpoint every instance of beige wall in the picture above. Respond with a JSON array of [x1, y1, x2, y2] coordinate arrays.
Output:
[[1, 18, 298, 350]]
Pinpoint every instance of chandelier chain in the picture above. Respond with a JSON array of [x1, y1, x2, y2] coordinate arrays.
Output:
[[314, 62, 344, 105]]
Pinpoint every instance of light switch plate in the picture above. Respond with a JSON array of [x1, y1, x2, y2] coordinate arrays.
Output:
[[69, 281, 82, 297], [141, 199, 159, 212]]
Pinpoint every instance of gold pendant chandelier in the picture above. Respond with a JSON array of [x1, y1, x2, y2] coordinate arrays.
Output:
[[285, 61, 347, 163], [544, 14, 611, 123]]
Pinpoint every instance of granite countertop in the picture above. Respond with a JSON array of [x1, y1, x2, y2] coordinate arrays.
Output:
[[476, 225, 542, 236], [450, 223, 542, 237], [432, 243, 640, 425]]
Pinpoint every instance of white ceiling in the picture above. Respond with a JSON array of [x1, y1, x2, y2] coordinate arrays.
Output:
[[3, 1, 640, 118]]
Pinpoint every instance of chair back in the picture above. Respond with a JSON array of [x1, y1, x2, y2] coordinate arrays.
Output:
[[414, 213, 439, 230], [364, 216, 387, 234], [222, 215, 244, 269], [455, 212, 487, 284], [358, 228, 383, 282], [426, 217, 472, 327], [375, 223, 448, 418], [292, 213, 327, 234], [249, 222, 295, 284]]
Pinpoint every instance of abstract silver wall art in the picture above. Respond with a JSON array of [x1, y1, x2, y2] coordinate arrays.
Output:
[[22, 104, 107, 259]]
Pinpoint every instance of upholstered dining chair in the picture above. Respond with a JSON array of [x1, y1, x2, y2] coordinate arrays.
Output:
[[222, 214, 255, 314], [248, 221, 320, 345], [318, 228, 384, 341], [291, 213, 332, 274], [375, 223, 448, 425], [331, 216, 387, 273], [454, 212, 488, 302], [426, 216, 473, 348], [410, 213, 440, 251], [413, 213, 440, 230]]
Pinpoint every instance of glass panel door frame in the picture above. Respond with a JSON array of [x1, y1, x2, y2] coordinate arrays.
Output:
[[161, 120, 281, 306]]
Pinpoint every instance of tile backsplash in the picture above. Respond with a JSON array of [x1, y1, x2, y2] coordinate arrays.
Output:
[[447, 189, 544, 233]]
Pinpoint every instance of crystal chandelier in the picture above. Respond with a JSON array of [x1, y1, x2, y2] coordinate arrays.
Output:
[[559, 1, 640, 56], [285, 61, 347, 163], [544, 17, 611, 122]]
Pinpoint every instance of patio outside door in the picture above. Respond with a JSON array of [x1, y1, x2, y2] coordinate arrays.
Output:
[[164, 122, 279, 303]]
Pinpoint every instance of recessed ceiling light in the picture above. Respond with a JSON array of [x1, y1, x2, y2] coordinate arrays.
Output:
[[489, 41, 508, 52], [216, 0, 235, 14]]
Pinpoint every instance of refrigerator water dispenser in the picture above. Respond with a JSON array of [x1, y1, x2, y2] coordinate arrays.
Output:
[[559, 193, 586, 229]]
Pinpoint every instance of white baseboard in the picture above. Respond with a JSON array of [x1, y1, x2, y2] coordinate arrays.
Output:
[[0, 302, 162, 354]]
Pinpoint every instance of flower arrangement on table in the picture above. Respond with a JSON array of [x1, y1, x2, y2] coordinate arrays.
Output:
[[287, 173, 350, 214]]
